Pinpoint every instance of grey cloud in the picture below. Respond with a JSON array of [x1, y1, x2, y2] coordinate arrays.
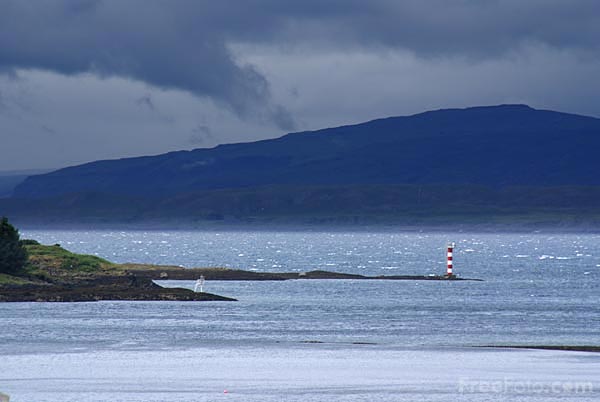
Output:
[[269, 104, 296, 132], [189, 125, 213, 145], [188, 135, 205, 145], [241, 0, 600, 58], [1, 0, 599, 173], [1, 1, 598, 134], [136, 94, 155, 111], [192, 124, 213, 139], [192, 125, 212, 137], [135, 93, 175, 124], [0, 0, 295, 129], [41, 125, 57, 135]]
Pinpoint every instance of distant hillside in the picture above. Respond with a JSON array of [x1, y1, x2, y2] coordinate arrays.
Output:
[[0, 175, 26, 198], [4, 105, 600, 226], [4, 184, 600, 227], [0, 169, 55, 198], [13, 105, 600, 199]]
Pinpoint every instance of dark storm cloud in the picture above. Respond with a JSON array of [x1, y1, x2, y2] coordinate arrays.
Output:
[[0, 0, 294, 129], [273, 0, 600, 57], [0, 0, 598, 132]]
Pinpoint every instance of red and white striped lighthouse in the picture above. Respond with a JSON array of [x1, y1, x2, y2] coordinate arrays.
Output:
[[446, 242, 455, 276]]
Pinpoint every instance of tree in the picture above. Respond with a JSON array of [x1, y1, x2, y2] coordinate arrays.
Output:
[[0, 217, 28, 274]]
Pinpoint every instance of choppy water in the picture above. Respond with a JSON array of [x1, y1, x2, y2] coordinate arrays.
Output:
[[1, 230, 600, 401], [16, 229, 600, 278]]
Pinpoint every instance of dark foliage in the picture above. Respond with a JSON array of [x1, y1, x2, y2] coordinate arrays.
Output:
[[20, 239, 40, 246], [0, 217, 28, 274]]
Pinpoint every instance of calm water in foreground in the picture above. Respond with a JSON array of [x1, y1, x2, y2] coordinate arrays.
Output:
[[1, 229, 599, 401]]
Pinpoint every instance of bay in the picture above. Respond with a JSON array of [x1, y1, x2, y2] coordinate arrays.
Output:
[[1, 229, 599, 401]]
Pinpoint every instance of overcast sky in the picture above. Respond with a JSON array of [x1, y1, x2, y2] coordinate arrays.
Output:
[[1, 0, 599, 171]]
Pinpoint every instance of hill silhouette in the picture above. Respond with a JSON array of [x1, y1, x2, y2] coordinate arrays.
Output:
[[5, 105, 600, 226], [14, 104, 600, 198]]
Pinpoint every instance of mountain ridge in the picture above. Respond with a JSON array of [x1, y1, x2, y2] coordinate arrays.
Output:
[[5, 104, 600, 226], [13, 104, 600, 199]]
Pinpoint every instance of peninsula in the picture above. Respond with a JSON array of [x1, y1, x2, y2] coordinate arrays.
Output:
[[0, 241, 236, 302], [0, 241, 479, 303]]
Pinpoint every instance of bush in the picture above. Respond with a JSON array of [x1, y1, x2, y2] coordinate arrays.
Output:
[[0, 217, 28, 274]]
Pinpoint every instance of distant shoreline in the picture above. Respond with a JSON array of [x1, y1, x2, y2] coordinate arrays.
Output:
[[479, 345, 600, 353], [0, 268, 481, 303], [16, 220, 600, 234], [0, 241, 481, 303], [125, 266, 482, 281]]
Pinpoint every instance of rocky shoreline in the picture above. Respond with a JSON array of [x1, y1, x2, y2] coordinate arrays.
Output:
[[124, 265, 482, 282], [0, 267, 481, 302], [0, 275, 236, 302], [0, 242, 481, 303], [480, 345, 600, 353]]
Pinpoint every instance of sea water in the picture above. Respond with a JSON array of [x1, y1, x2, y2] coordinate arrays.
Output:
[[1, 230, 599, 401]]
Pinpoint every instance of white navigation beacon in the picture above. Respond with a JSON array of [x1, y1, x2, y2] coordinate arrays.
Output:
[[194, 275, 205, 293], [446, 242, 455, 276]]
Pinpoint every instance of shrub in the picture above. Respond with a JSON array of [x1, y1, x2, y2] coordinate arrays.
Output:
[[0, 217, 28, 274]]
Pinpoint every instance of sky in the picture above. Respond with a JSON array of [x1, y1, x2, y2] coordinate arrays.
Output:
[[1, 0, 600, 171]]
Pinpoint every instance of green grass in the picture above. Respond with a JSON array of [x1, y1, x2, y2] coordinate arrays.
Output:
[[25, 244, 116, 274], [0, 272, 35, 285], [1, 243, 135, 287]]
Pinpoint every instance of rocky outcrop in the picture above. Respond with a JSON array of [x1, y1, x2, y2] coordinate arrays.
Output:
[[0, 275, 236, 302], [126, 266, 481, 281]]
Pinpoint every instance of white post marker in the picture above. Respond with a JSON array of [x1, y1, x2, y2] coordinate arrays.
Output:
[[194, 275, 205, 293], [446, 242, 455, 276]]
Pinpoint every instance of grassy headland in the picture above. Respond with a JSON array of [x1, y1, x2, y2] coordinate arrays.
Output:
[[0, 242, 236, 302], [0, 241, 477, 302]]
